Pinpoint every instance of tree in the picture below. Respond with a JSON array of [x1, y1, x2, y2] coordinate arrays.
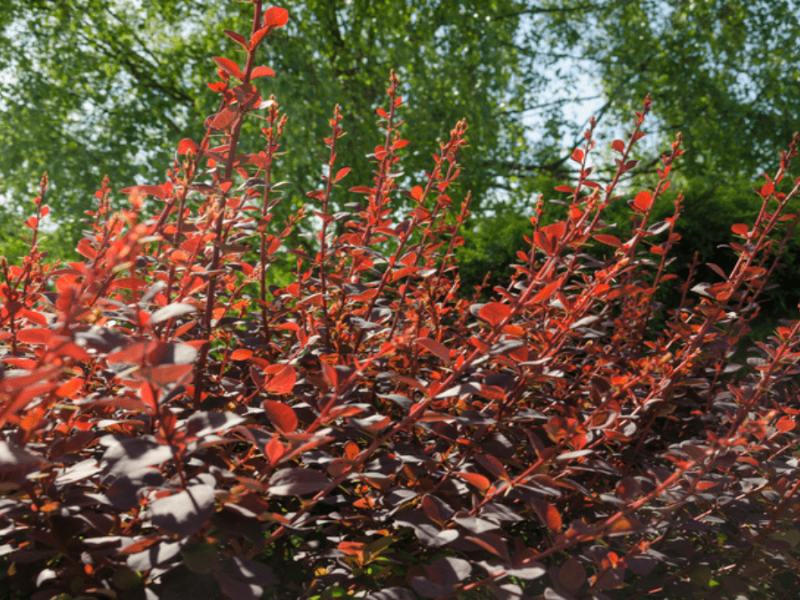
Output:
[[1, 0, 798, 306], [0, 0, 537, 258]]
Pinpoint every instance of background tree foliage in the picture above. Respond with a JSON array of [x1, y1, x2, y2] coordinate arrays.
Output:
[[1, 0, 798, 321]]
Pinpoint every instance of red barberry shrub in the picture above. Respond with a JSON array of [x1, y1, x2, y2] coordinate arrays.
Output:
[[1, 4, 799, 600]]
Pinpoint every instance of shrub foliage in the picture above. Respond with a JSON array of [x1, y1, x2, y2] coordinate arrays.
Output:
[[1, 4, 799, 599]]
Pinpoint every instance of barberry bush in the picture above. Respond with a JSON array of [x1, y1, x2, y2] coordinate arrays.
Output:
[[1, 4, 799, 599]]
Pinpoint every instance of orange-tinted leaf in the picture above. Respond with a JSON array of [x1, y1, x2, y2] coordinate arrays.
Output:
[[178, 139, 199, 155], [334, 167, 351, 183], [249, 27, 270, 50], [731, 223, 749, 236], [612, 139, 625, 153], [266, 438, 285, 464], [760, 182, 774, 197], [776, 416, 796, 432], [230, 349, 253, 361], [479, 302, 511, 327], [120, 538, 159, 554], [55, 377, 82, 399], [264, 6, 289, 28], [632, 190, 653, 212], [554, 185, 573, 193], [263, 400, 298, 432], [531, 278, 562, 305], [608, 515, 642, 535], [265, 365, 296, 394], [344, 441, 359, 461], [213, 57, 241, 79], [411, 186, 424, 201], [571, 148, 584, 163], [349, 288, 378, 302], [16, 328, 52, 345], [251, 65, 276, 79], [456, 472, 490, 491], [542, 502, 562, 531]]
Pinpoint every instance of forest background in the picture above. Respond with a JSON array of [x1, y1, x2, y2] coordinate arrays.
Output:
[[1, 0, 798, 336]]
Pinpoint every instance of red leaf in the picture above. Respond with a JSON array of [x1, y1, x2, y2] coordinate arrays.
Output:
[[213, 57, 242, 79], [266, 438, 286, 464], [531, 277, 562, 305], [178, 139, 199, 155], [264, 7, 289, 28], [334, 167, 351, 183], [16, 328, 52, 345], [593, 234, 622, 248], [415, 337, 451, 364], [456, 472, 490, 491], [251, 65, 276, 79], [120, 538, 159, 554], [230, 349, 253, 361], [731, 223, 749, 236], [411, 186, 424, 201], [211, 107, 238, 130], [349, 186, 374, 195], [265, 365, 296, 394], [632, 190, 653, 212], [263, 400, 298, 433], [392, 139, 409, 150], [554, 185, 573, 193], [479, 302, 511, 327], [349, 289, 378, 302], [612, 139, 625, 153], [55, 377, 82, 399], [776, 416, 795, 433], [571, 148, 584, 163], [249, 27, 270, 50], [223, 30, 248, 49], [760, 182, 774, 197]]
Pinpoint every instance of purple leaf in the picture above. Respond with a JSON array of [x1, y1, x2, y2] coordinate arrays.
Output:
[[149, 485, 216, 537], [268, 468, 331, 496], [101, 436, 173, 476]]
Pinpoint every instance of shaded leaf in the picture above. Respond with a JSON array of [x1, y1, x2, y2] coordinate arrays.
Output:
[[269, 468, 330, 496], [151, 303, 197, 324], [150, 485, 216, 537], [102, 437, 173, 476]]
